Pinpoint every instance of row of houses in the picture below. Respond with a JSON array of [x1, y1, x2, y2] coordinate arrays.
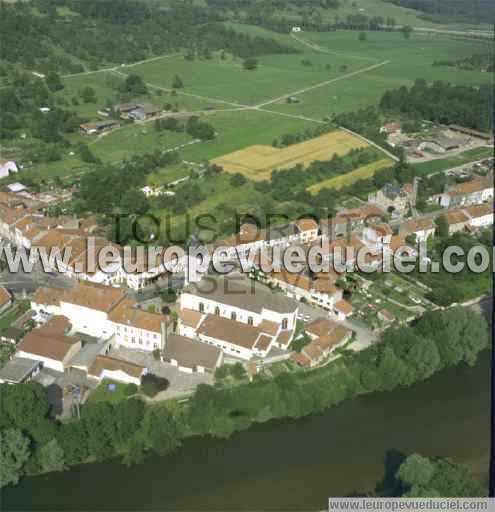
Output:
[[439, 175, 493, 209]]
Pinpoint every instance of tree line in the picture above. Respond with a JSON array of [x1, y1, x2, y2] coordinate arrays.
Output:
[[380, 79, 493, 133], [0, 307, 488, 488]]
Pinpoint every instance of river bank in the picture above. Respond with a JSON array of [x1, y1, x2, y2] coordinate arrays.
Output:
[[2, 352, 490, 511]]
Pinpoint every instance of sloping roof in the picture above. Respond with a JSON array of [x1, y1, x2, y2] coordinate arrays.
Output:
[[184, 275, 298, 314], [108, 299, 166, 333], [448, 177, 492, 197], [62, 282, 126, 312], [32, 286, 66, 306], [0, 287, 11, 308], [197, 314, 261, 350], [0, 357, 41, 383], [17, 329, 79, 362], [334, 299, 353, 316], [254, 334, 272, 351], [389, 235, 408, 252], [306, 318, 341, 338], [403, 217, 436, 233], [164, 334, 221, 370], [295, 218, 319, 232], [178, 308, 204, 329], [270, 270, 312, 292], [88, 356, 144, 379], [259, 319, 279, 336], [443, 210, 470, 226], [464, 203, 493, 219]]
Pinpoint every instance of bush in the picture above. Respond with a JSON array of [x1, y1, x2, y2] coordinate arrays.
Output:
[[124, 383, 138, 396], [141, 374, 169, 397]]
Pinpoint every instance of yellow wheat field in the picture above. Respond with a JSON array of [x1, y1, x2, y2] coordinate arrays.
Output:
[[212, 130, 369, 181], [307, 158, 394, 193]]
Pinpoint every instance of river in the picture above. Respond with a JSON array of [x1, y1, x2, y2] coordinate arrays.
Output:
[[2, 354, 491, 511]]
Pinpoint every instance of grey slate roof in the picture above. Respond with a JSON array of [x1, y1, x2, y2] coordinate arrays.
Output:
[[184, 275, 298, 314], [0, 357, 41, 384], [164, 334, 221, 371]]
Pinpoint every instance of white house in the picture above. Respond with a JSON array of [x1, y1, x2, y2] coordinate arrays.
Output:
[[291, 26, 302, 33], [464, 204, 494, 228], [399, 217, 436, 242], [440, 176, 493, 208], [32, 282, 168, 352], [180, 275, 298, 334], [16, 317, 82, 373], [0, 159, 18, 179]]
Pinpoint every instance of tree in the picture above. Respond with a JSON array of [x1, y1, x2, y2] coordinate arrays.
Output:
[[141, 374, 169, 397], [435, 216, 449, 239], [57, 422, 88, 465], [397, 453, 435, 488], [114, 398, 145, 446], [229, 173, 247, 187], [79, 144, 98, 164], [215, 365, 230, 381], [230, 362, 247, 380], [120, 189, 149, 216], [358, 32, 367, 41], [142, 406, 181, 456], [172, 74, 184, 89], [0, 429, 31, 488], [36, 439, 65, 474], [405, 234, 417, 246], [46, 71, 63, 92], [243, 58, 258, 70], [401, 25, 413, 39], [81, 86, 96, 103], [120, 74, 147, 95]]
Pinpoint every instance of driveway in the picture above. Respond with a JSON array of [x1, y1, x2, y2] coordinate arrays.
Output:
[[108, 346, 213, 399]]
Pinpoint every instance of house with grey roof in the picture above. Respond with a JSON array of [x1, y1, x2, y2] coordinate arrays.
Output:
[[163, 333, 223, 373], [0, 357, 42, 384]]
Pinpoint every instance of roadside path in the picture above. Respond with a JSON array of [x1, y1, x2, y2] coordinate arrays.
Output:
[[290, 33, 380, 62], [339, 126, 400, 162], [254, 59, 391, 108]]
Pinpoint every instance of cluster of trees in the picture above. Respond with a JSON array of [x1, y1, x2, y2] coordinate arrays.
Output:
[[0, 384, 183, 488], [412, 231, 492, 306], [0, 72, 81, 142], [395, 453, 485, 497], [1, 307, 488, 487], [74, 150, 180, 239], [380, 80, 493, 133], [385, 0, 495, 24], [261, 147, 383, 204], [272, 123, 335, 148], [433, 53, 494, 73], [154, 116, 215, 141], [185, 307, 488, 438], [0, 0, 298, 78]]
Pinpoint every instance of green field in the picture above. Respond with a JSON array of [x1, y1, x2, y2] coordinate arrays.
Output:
[[11, 24, 493, 183], [269, 30, 493, 119]]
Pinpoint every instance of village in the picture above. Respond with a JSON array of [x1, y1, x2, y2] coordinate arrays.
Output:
[[0, 149, 492, 417]]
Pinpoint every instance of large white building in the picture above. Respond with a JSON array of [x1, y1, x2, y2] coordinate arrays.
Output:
[[31, 282, 168, 352], [178, 275, 298, 360]]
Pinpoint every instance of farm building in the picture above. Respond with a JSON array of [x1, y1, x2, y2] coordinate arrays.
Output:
[[80, 119, 120, 135], [128, 103, 161, 121]]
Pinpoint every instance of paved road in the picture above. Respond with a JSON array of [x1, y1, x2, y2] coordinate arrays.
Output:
[[0, 261, 73, 297]]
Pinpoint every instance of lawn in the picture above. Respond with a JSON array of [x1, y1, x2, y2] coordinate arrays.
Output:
[[125, 50, 358, 106], [0, 301, 30, 332], [212, 129, 369, 180], [307, 157, 394, 192], [411, 147, 494, 176], [180, 109, 317, 162], [88, 379, 135, 404], [269, 31, 493, 119]]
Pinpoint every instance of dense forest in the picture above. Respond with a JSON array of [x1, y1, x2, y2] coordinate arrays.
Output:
[[0, 307, 489, 488], [0, 0, 297, 75], [385, 0, 495, 24], [379, 80, 493, 132]]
